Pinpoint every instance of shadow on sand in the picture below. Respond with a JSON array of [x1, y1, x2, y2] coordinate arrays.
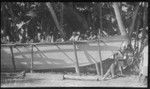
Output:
[[1, 77, 44, 84], [33, 58, 114, 75]]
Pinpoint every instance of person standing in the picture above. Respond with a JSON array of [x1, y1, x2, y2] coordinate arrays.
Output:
[[139, 41, 148, 85]]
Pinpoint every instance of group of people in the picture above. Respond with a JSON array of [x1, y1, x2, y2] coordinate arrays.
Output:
[[69, 31, 97, 41], [1, 30, 98, 44], [1, 35, 10, 44], [33, 32, 54, 43], [1, 32, 54, 44]]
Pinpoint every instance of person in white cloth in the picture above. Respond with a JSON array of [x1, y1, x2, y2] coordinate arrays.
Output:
[[69, 32, 80, 41], [139, 38, 148, 85]]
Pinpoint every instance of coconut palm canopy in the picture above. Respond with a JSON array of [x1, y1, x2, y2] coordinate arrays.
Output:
[[1, 2, 148, 42]]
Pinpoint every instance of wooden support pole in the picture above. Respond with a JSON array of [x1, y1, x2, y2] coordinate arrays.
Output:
[[95, 62, 100, 76], [98, 39, 103, 77], [73, 42, 80, 76], [98, 3, 103, 77], [10, 46, 16, 72], [30, 45, 34, 73], [85, 51, 100, 76]]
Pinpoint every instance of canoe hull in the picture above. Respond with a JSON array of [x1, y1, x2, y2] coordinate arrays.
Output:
[[1, 37, 127, 71]]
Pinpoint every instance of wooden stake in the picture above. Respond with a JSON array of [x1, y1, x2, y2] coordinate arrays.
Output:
[[87, 52, 100, 75], [30, 45, 34, 73], [95, 62, 100, 76], [98, 3, 103, 77], [73, 42, 80, 76], [10, 46, 16, 72], [98, 39, 103, 77]]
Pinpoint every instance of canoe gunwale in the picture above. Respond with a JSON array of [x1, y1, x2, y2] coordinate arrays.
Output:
[[1, 36, 127, 47]]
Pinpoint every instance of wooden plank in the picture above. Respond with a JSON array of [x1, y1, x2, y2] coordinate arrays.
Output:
[[10, 46, 16, 72], [73, 42, 80, 76], [63, 74, 103, 81]]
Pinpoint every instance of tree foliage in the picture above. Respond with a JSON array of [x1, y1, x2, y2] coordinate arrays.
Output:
[[1, 2, 148, 42]]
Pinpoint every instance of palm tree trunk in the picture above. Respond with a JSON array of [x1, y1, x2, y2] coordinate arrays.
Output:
[[46, 2, 65, 38], [142, 2, 148, 38], [139, 2, 148, 53], [112, 3, 127, 36], [129, 3, 140, 37], [60, 3, 64, 31]]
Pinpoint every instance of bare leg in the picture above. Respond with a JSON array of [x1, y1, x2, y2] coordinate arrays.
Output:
[[143, 76, 147, 85], [110, 63, 115, 77], [138, 73, 142, 82], [102, 64, 115, 80], [119, 66, 123, 75], [102, 68, 111, 80]]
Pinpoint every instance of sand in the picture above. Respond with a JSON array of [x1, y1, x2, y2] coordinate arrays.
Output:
[[1, 72, 147, 87]]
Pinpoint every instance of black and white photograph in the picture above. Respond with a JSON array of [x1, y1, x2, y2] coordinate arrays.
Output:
[[1, 2, 148, 87]]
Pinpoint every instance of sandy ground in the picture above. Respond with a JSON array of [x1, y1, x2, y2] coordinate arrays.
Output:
[[1, 72, 147, 87]]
